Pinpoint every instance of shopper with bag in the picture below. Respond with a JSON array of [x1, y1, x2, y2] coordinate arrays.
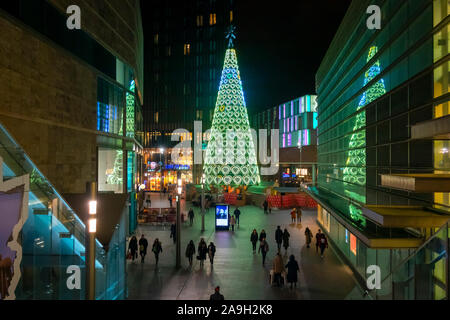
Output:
[[250, 229, 259, 253], [272, 252, 284, 287]]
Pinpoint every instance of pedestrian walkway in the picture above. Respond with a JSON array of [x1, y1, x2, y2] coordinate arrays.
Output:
[[127, 194, 361, 300]]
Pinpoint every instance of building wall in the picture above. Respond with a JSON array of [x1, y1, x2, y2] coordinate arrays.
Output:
[[0, 0, 144, 194], [0, 16, 97, 193], [316, 0, 441, 208]]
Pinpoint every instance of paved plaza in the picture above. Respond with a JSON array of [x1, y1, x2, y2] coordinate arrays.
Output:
[[126, 193, 364, 300]]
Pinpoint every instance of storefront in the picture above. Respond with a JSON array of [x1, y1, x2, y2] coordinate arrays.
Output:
[[143, 149, 193, 191]]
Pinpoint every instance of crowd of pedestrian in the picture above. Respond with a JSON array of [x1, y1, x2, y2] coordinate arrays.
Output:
[[130, 194, 330, 297]]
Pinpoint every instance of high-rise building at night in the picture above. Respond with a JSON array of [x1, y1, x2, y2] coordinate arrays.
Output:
[[0, 0, 144, 299], [141, 0, 235, 186], [309, 0, 450, 299]]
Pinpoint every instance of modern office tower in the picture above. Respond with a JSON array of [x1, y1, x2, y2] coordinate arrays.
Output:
[[141, 0, 235, 185], [0, 0, 144, 299], [310, 0, 449, 299]]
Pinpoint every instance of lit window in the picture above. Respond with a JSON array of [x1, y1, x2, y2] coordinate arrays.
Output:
[[209, 13, 216, 25], [154, 34, 159, 45], [167, 46, 171, 56], [230, 10, 233, 22], [155, 112, 159, 123], [197, 15, 203, 27], [350, 233, 357, 255], [184, 43, 191, 55]]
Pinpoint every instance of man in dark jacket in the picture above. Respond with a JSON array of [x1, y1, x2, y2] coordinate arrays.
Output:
[[263, 200, 268, 214], [234, 207, 241, 225], [138, 235, 148, 263], [210, 286, 224, 300], [188, 208, 195, 226], [275, 226, 283, 252]]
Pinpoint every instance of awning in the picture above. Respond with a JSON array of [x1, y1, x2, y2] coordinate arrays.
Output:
[[411, 114, 450, 140], [380, 174, 450, 192], [362, 205, 450, 228]]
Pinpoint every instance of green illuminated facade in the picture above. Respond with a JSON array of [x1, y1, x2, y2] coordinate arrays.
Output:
[[312, 0, 450, 300]]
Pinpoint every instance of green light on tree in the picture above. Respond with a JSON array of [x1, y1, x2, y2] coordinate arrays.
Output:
[[203, 27, 260, 186]]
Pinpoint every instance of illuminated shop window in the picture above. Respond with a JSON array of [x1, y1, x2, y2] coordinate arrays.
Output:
[[350, 233, 357, 255], [184, 43, 191, 55], [197, 15, 203, 27], [209, 13, 216, 25], [230, 10, 233, 22]]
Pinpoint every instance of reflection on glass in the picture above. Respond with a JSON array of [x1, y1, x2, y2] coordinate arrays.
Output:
[[343, 46, 386, 202]]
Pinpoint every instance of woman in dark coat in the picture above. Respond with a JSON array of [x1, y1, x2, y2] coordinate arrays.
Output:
[[250, 229, 259, 253], [128, 236, 138, 261], [198, 238, 208, 268], [259, 229, 267, 243], [282, 229, 290, 252], [185, 240, 196, 266], [285, 255, 300, 289]]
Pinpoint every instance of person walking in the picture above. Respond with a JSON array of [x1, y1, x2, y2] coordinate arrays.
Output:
[[210, 286, 225, 300], [198, 238, 208, 268], [290, 208, 297, 223], [230, 215, 236, 232], [263, 200, 268, 214], [259, 229, 267, 243], [208, 242, 216, 265], [170, 223, 176, 244], [297, 207, 302, 223], [128, 236, 138, 262], [152, 238, 163, 265], [138, 234, 148, 263], [168, 194, 173, 207], [145, 193, 151, 208], [188, 208, 195, 226], [185, 240, 196, 266], [250, 229, 259, 253], [282, 228, 290, 253], [234, 207, 241, 226], [272, 252, 284, 287], [258, 238, 269, 266], [319, 233, 328, 258], [315, 229, 322, 253], [285, 255, 300, 289], [304, 227, 313, 248], [275, 226, 283, 252]]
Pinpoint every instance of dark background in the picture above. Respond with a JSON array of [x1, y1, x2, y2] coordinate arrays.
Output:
[[234, 0, 351, 114]]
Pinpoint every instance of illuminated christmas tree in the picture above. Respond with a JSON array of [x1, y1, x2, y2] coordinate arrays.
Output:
[[343, 46, 386, 190], [203, 27, 260, 186]]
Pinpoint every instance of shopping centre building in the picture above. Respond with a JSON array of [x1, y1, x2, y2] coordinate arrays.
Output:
[[308, 0, 450, 299], [0, 0, 144, 299], [252, 95, 318, 185]]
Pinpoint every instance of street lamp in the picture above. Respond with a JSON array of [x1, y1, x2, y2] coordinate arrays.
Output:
[[159, 148, 164, 196], [86, 182, 97, 300], [176, 172, 182, 268], [201, 173, 205, 232]]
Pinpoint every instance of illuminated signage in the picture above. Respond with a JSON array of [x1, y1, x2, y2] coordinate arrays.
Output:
[[215, 205, 229, 230]]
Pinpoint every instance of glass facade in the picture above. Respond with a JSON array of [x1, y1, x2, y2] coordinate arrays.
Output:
[[279, 95, 318, 148], [0, 123, 125, 300], [313, 0, 450, 299]]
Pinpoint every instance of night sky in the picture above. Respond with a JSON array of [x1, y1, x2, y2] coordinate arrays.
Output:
[[235, 0, 351, 114]]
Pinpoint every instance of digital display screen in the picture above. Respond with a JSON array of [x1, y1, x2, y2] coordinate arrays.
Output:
[[215, 205, 229, 228]]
